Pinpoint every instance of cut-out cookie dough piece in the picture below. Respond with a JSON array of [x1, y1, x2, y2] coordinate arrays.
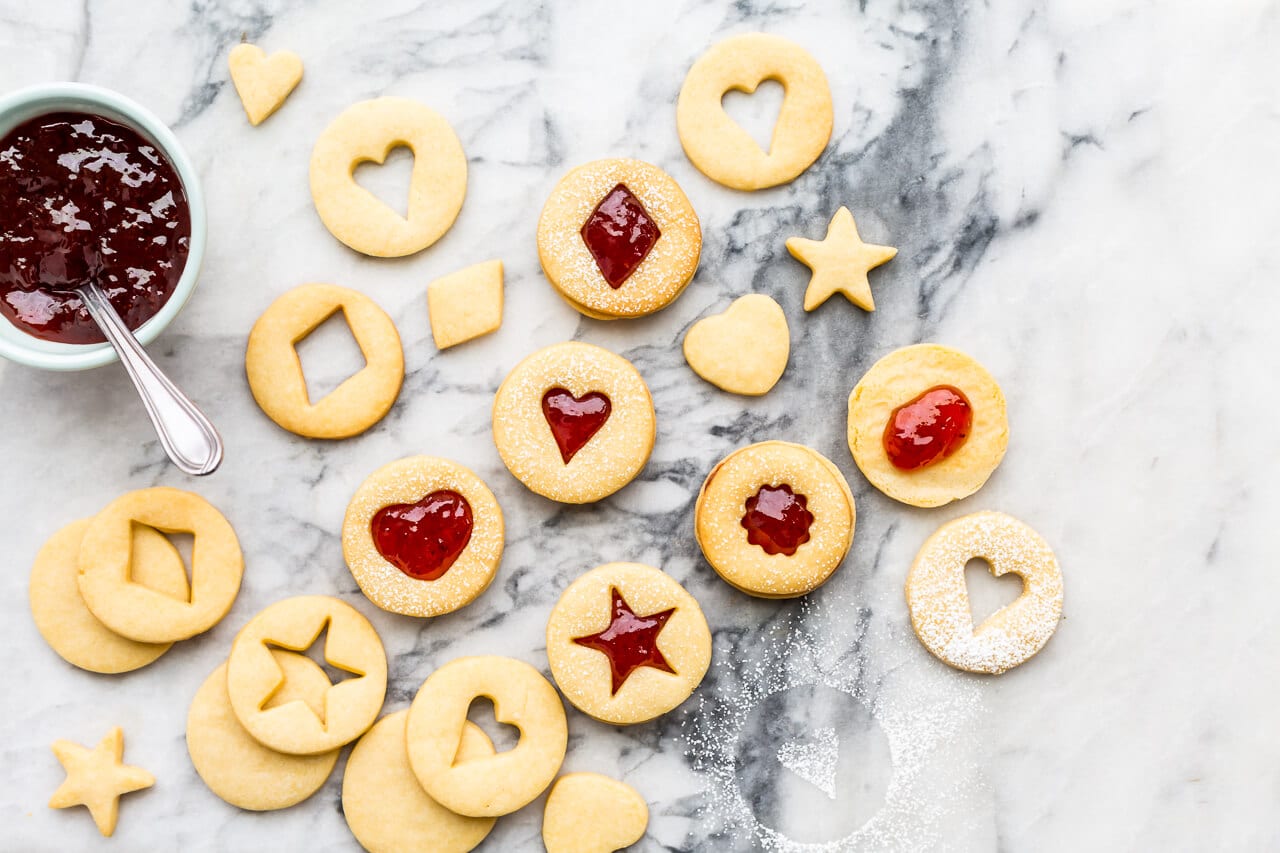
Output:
[[227, 596, 387, 755], [49, 727, 154, 837], [30, 518, 189, 673], [342, 456, 504, 618], [786, 207, 897, 312], [677, 33, 832, 190], [187, 651, 339, 810], [246, 283, 404, 439], [228, 44, 303, 126], [493, 341, 655, 504], [406, 656, 567, 818], [538, 158, 701, 319], [547, 562, 711, 725], [847, 344, 1008, 507], [428, 260, 503, 349], [310, 96, 467, 257], [683, 293, 789, 395], [906, 511, 1063, 674], [543, 772, 649, 853], [343, 711, 496, 853], [696, 441, 855, 598], [78, 487, 242, 644]]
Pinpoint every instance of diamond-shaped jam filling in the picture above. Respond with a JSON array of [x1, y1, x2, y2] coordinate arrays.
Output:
[[580, 183, 660, 289]]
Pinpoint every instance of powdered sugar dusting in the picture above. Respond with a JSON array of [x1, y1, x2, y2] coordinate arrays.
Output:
[[777, 727, 839, 799]]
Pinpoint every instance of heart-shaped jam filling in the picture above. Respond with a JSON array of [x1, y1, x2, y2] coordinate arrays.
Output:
[[371, 490, 473, 581], [882, 385, 973, 471], [580, 183, 661, 288], [741, 483, 814, 556], [541, 388, 612, 464]]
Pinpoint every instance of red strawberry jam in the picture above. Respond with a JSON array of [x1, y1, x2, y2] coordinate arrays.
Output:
[[541, 388, 611, 463], [572, 587, 676, 695], [741, 484, 814, 556], [580, 183, 660, 288], [883, 385, 973, 470], [371, 491, 473, 581]]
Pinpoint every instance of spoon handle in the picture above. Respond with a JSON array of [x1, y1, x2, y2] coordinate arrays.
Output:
[[78, 283, 223, 476]]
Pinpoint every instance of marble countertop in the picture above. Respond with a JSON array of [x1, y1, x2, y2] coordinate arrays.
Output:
[[2, 1, 1277, 850]]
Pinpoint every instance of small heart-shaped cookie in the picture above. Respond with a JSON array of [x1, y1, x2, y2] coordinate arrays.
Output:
[[228, 43, 303, 126], [542, 772, 648, 853], [683, 293, 789, 395]]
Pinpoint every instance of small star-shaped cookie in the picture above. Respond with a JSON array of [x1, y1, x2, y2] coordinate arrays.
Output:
[[785, 207, 897, 312], [49, 727, 154, 837]]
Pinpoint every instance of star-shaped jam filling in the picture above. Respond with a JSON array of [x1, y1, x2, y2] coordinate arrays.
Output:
[[572, 587, 676, 695]]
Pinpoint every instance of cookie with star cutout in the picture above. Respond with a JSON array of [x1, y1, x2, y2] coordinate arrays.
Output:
[[786, 207, 896, 312], [546, 562, 712, 725]]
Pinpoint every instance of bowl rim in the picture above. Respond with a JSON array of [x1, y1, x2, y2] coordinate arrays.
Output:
[[0, 82, 206, 371]]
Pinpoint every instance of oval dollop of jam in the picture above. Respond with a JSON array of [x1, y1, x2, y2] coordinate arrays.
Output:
[[741, 483, 814, 556], [882, 385, 973, 471]]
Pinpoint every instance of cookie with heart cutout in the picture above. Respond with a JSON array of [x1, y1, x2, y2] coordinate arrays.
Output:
[[342, 456, 504, 618], [227, 43, 302, 125], [492, 341, 656, 504], [542, 772, 649, 853], [683, 293, 790, 395]]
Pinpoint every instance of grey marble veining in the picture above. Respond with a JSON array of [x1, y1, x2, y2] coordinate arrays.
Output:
[[2, 0, 1278, 850]]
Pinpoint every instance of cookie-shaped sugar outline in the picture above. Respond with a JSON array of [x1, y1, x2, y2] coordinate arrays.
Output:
[[537, 158, 701, 318], [342, 455, 504, 617], [546, 562, 712, 725], [847, 343, 1008, 507], [906, 511, 1063, 674]]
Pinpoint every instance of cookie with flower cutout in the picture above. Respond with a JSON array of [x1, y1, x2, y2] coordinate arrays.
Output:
[[538, 158, 701, 319], [546, 562, 712, 725], [493, 341, 656, 504], [696, 441, 855, 598], [906, 511, 1063, 674], [343, 456, 503, 617], [847, 343, 1008, 508]]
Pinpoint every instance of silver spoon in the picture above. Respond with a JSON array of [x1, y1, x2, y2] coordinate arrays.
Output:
[[77, 281, 223, 476]]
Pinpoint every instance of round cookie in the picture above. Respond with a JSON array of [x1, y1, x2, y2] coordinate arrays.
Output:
[[310, 96, 467, 258], [695, 441, 855, 598], [246, 283, 404, 439], [227, 596, 387, 755], [186, 651, 339, 811], [343, 711, 496, 853], [406, 656, 567, 818], [30, 519, 189, 674], [906, 511, 1063, 674], [676, 33, 833, 190], [546, 562, 711, 725], [847, 344, 1008, 508], [78, 487, 243, 643], [542, 772, 649, 853], [493, 342, 656, 504], [342, 456, 503, 618], [537, 158, 701, 319]]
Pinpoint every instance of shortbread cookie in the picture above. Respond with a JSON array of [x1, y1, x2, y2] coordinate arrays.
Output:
[[187, 652, 339, 811], [246, 283, 404, 439], [695, 441, 855, 598], [342, 456, 504, 617], [683, 293, 789, 395], [847, 344, 1008, 507], [78, 488, 242, 643], [677, 33, 832, 190], [537, 158, 700, 318], [542, 773, 649, 853], [786, 207, 897, 312], [227, 596, 387, 755], [547, 562, 711, 725], [343, 711, 496, 853], [906, 512, 1063, 674], [31, 519, 189, 673], [228, 44, 302, 125], [310, 96, 467, 257], [428, 260, 504, 349], [493, 342, 655, 503], [406, 656, 567, 818], [49, 727, 154, 837]]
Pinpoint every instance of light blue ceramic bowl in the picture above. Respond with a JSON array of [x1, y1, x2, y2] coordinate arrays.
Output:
[[0, 83, 206, 371]]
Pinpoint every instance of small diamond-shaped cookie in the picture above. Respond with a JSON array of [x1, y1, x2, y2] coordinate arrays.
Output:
[[427, 260, 504, 350]]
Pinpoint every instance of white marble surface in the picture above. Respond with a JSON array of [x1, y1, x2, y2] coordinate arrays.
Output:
[[2, 0, 1278, 850]]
